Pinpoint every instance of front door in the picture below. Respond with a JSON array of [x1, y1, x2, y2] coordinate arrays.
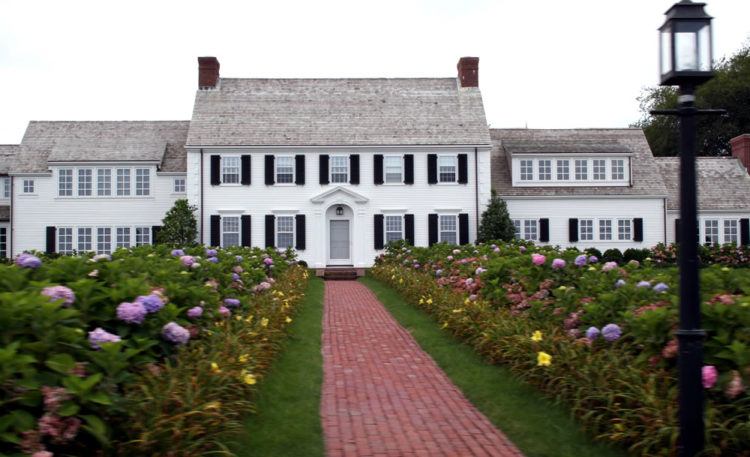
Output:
[[329, 220, 350, 264]]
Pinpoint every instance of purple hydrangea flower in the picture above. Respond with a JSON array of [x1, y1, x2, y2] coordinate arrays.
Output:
[[653, 282, 669, 293], [162, 322, 190, 345], [41, 285, 76, 306], [519, 246, 527, 253], [636, 280, 651, 288], [232, 273, 241, 281], [475, 267, 487, 275], [615, 279, 626, 288], [574, 255, 588, 267], [180, 255, 195, 267], [235, 255, 243, 262], [207, 257, 219, 264], [171, 249, 185, 257], [135, 294, 164, 313], [116, 301, 147, 324], [224, 298, 241, 308], [602, 261, 618, 272], [447, 255, 454, 261], [435, 269, 443, 277], [187, 306, 203, 318], [218, 306, 231, 317], [493, 246, 501, 253], [588, 255, 599, 264], [551, 258, 566, 270], [263, 257, 274, 266], [88, 328, 121, 349], [602, 323, 622, 342], [205, 249, 218, 257], [15, 253, 41, 269], [413, 263, 421, 269], [254, 281, 272, 292], [585, 326, 600, 341]]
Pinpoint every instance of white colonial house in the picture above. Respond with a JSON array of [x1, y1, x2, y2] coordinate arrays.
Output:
[[0, 56, 749, 265]]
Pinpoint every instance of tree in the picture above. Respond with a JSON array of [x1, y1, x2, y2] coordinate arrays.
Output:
[[633, 43, 750, 156], [158, 199, 198, 246], [477, 190, 516, 243]]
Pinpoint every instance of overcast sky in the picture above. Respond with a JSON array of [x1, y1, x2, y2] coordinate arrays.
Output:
[[1, 0, 748, 144]]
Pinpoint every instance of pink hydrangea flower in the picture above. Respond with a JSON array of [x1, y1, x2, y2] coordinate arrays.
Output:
[[602, 261, 618, 272], [180, 255, 195, 267], [88, 328, 121, 349], [531, 254, 546, 266], [551, 258, 566, 269], [41, 285, 76, 307], [218, 306, 231, 317], [702, 365, 718, 389], [162, 322, 190, 345], [725, 371, 745, 399], [187, 306, 203, 318]]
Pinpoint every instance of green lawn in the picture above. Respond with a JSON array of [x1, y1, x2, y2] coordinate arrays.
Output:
[[360, 276, 628, 457], [231, 275, 325, 457]]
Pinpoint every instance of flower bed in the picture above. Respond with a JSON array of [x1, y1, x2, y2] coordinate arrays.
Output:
[[371, 241, 750, 456], [0, 245, 307, 456]]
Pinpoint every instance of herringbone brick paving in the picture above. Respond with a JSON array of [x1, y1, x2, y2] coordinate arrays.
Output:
[[321, 280, 524, 457]]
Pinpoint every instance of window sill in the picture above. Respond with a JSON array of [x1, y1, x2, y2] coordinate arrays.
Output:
[[54, 196, 156, 201], [273, 183, 298, 187]]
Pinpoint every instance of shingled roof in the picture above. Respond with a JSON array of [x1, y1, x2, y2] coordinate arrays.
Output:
[[187, 78, 490, 147], [490, 128, 668, 197], [13, 121, 190, 173], [0, 145, 17, 175], [656, 157, 750, 211]]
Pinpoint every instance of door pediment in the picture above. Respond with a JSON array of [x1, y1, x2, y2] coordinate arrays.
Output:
[[310, 186, 369, 204]]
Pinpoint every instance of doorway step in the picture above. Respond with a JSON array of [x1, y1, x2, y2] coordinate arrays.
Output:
[[316, 267, 364, 281]]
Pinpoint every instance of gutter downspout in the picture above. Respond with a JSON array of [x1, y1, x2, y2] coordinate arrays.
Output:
[[9, 176, 13, 257], [200, 149, 204, 245], [474, 147, 479, 243], [663, 197, 668, 244]]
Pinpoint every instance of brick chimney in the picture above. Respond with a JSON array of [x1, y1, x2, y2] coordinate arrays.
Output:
[[457, 57, 479, 88], [730, 134, 750, 174], [198, 57, 220, 89]]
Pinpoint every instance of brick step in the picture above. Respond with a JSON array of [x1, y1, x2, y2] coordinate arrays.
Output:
[[317, 267, 363, 281]]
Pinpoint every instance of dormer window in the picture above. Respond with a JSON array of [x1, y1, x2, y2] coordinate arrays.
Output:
[[574, 160, 588, 180], [520, 160, 533, 181], [538, 160, 552, 180], [593, 160, 606, 180], [612, 159, 625, 180], [556, 160, 569, 180], [512, 156, 630, 187]]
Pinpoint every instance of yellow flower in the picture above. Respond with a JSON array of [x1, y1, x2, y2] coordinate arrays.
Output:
[[441, 322, 449, 329], [235, 315, 242, 321], [242, 372, 257, 385], [277, 291, 285, 297], [205, 401, 221, 410], [613, 423, 625, 432], [464, 298, 470, 305], [426, 298, 433, 305], [537, 351, 552, 366], [419, 298, 424, 304], [452, 308, 463, 313], [531, 331, 543, 342], [260, 317, 269, 327], [399, 278, 403, 284], [391, 275, 396, 280], [245, 315, 254, 323], [210, 362, 221, 373], [285, 316, 293, 323], [238, 354, 249, 363]]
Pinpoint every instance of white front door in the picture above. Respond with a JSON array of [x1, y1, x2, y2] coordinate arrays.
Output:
[[329, 220, 351, 265]]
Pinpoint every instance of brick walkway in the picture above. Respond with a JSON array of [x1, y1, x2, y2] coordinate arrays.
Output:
[[321, 280, 524, 457]]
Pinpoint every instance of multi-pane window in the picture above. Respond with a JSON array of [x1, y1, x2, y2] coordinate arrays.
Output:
[[385, 215, 403, 243], [575, 160, 588, 180], [520, 160, 533, 181], [1, 177, 8, 198], [384, 156, 403, 183], [135, 169, 150, 196], [115, 227, 131, 250], [23, 179, 34, 194], [523, 219, 538, 241], [58, 228, 73, 254], [58, 169, 73, 196], [724, 220, 738, 245], [556, 160, 570, 180], [580, 219, 594, 241], [97, 169, 112, 196], [78, 227, 92, 252], [439, 215, 458, 244], [135, 227, 151, 246], [97, 228, 112, 254], [277, 216, 295, 248], [599, 219, 613, 240], [593, 160, 606, 180], [78, 169, 93, 196], [618, 219, 632, 241], [222, 216, 240, 247], [0, 227, 6, 258], [704, 219, 719, 245], [513, 220, 521, 239], [222, 157, 240, 184], [331, 156, 349, 183], [438, 156, 457, 183], [173, 177, 186, 193], [538, 160, 552, 180], [116, 169, 131, 196], [611, 159, 625, 180], [276, 156, 294, 183]]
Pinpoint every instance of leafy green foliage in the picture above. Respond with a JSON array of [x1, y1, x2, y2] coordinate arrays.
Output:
[[477, 190, 516, 243], [158, 198, 199, 246]]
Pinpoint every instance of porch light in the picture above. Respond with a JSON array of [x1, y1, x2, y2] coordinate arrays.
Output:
[[659, 0, 713, 87], [336, 206, 344, 216]]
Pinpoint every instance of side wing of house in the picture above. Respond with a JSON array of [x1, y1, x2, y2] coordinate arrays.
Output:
[[0, 145, 17, 258]]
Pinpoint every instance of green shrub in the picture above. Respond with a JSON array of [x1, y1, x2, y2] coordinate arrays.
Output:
[[602, 248, 624, 263]]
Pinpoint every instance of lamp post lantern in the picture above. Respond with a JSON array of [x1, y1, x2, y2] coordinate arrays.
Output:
[[653, 2, 720, 456]]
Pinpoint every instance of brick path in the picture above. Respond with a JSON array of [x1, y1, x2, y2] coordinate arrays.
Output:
[[321, 280, 524, 457]]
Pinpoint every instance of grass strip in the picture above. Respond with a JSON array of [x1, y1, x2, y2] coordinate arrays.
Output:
[[231, 275, 325, 457], [360, 275, 627, 457]]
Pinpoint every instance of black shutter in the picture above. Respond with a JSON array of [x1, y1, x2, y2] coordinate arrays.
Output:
[[427, 154, 438, 184], [428, 214, 438, 246], [675, 219, 681, 243], [295, 155, 305, 185], [374, 155, 384, 185], [404, 154, 414, 184], [265, 215, 275, 248], [740, 218, 750, 245], [210, 155, 221, 185], [241, 215, 251, 247], [458, 154, 468, 184], [404, 214, 415, 245], [349, 155, 360, 184], [151, 225, 162, 244], [295, 215, 306, 250], [633, 218, 644, 242], [319, 155, 329, 184], [241, 155, 251, 185], [46, 226, 56, 254], [210, 215, 221, 247], [459, 213, 470, 245], [264, 155, 275, 185], [374, 214, 384, 249], [569, 218, 579, 242], [539, 218, 549, 242]]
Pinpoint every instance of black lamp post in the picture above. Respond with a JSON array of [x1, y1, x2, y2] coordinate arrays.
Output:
[[652, 2, 722, 456]]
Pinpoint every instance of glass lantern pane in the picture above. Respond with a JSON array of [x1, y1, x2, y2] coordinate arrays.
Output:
[[698, 24, 711, 71], [660, 27, 672, 76], [675, 31, 697, 71]]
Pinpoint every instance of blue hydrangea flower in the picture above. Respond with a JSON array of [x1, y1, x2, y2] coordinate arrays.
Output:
[[602, 323, 622, 342], [585, 326, 600, 341], [574, 255, 588, 267], [135, 294, 165, 313], [653, 282, 669, 293]]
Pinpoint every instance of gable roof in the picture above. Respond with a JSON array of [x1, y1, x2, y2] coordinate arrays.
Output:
[[13, 121, 190, 173], [655, 157, 750, 211], [490, 128, 668, 198], [0, 145, 18, 175], [187, 78, 490, 147]]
